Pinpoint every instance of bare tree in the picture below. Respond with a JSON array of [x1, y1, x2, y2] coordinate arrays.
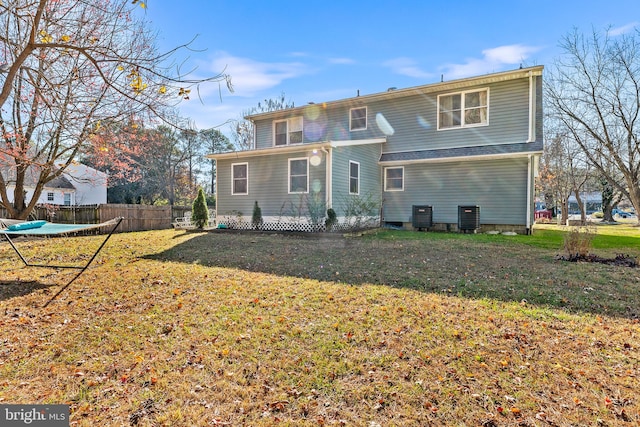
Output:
[[546, 27, 640, 223], [231, 92, 294, 150], [198, 128, 232, 194], [0, 0, 232, 218], [539, 128, 590, 224]]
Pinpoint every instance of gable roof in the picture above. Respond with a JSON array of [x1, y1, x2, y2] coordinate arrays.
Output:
[[1, 164, 76, 190], [46, 174, 75, 190], [246, 66, 544, 122]]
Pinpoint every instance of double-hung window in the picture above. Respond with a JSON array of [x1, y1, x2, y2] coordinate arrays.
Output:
[[288, 158, 308, 194], [350, 107, 367, 131], [232, 162, 248, 195], [384, 167, 404, 191], [47, 192, 54, 202], [274, 117, 303, 146], [438, 89, 488, 130], [349, 161, 360, 194]]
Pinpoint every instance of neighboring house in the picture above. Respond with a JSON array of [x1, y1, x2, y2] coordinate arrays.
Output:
[[567, 192, 602, 215], [62, 163, 108, 205], [208, 66, 544, 234], [3, 163, 107, 206]]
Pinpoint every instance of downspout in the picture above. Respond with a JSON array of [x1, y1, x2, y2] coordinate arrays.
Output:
[[528, 71, 535, 143], [526, 154, 532, 233], [325, 147, 332, 210], [213, 158, 218, 221], [251, 119, 257, 149]]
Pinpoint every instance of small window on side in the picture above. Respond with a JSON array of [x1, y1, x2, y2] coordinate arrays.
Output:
[[350, 107, 367, 131], [349, 161, 360, 195]]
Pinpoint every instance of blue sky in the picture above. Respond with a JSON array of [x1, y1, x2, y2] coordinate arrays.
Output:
[[143, 0, 639, 137]]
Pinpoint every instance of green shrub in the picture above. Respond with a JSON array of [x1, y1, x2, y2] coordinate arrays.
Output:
[[252, 201, 263, 230], [325, 208, 337, 230], [192, 188, 209, 229]]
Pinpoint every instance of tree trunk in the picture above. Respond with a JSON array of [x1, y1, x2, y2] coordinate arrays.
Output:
[[560, 200, 569, 225], [602, 205, 615, 222], [628, 185, 640, 225], [573, 190, 586, 224]]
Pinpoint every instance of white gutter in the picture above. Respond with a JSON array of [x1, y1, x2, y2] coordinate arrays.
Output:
[[206, 138, 386, 160], [378, 149, 543, 166], [330, 137, 386, 147], [206, 141, 332, 160]]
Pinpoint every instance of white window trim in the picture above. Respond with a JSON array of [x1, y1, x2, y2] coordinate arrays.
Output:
[[437, 88, 489, 130], [384, 166, 404, 192], [288, 157, 309, 194], [273, 116, 303, 146], [349, 160, 360, 195], [231, 162, 249, 195], [349, 106, 367, 131], [47, 192, 54, 202]]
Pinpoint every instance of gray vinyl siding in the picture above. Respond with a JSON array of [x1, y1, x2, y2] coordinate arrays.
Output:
[[216, 152, 327, 219], [330, 144, 382, 216], [382, 158, 529, 225], [380, 79, 529, 153], [252, 79, 530, 151]]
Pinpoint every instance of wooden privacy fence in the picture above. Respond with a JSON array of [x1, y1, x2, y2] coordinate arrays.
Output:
[[0, 204, 192, 233]]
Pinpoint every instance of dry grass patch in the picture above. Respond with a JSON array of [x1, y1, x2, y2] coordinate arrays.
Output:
[[0, 229, 639, 425]]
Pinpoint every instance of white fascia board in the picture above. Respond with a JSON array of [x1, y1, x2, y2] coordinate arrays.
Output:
[[329, 137, 387, 147], [206, 142, 332, 160], [207, 138, 386, 160], [378, 150, 544, 166]]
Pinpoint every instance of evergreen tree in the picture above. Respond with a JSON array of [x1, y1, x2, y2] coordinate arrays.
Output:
[[192, 188, 209, 229], [252, 201, 263, 230]]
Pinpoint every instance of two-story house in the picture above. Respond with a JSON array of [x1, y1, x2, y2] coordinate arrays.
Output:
[[208, 66, 543, 234]]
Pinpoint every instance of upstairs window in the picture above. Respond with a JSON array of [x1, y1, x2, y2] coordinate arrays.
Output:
[[349, 161, 360, 194], [232, 163, 248, 195], [274, 117, 303, 146], [350, 107, 367, 131], [438, 89, 488, 130], [47, 192, 54, 202], [288, 158, 309, 193]]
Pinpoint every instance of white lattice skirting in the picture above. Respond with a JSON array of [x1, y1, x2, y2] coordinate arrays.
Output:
[[217, 215, 380, 233]]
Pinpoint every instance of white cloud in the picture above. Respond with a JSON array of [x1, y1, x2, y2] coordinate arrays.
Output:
[[383, 57, 433, 79], [209, 52, 310, 97], [440, 44, 541, 79], [328, 57, 356, 65], [288, 51, 310, 58], [608, 22, 639, 36]]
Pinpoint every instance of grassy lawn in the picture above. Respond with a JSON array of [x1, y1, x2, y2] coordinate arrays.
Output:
[[0, 225, 639, 425]]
